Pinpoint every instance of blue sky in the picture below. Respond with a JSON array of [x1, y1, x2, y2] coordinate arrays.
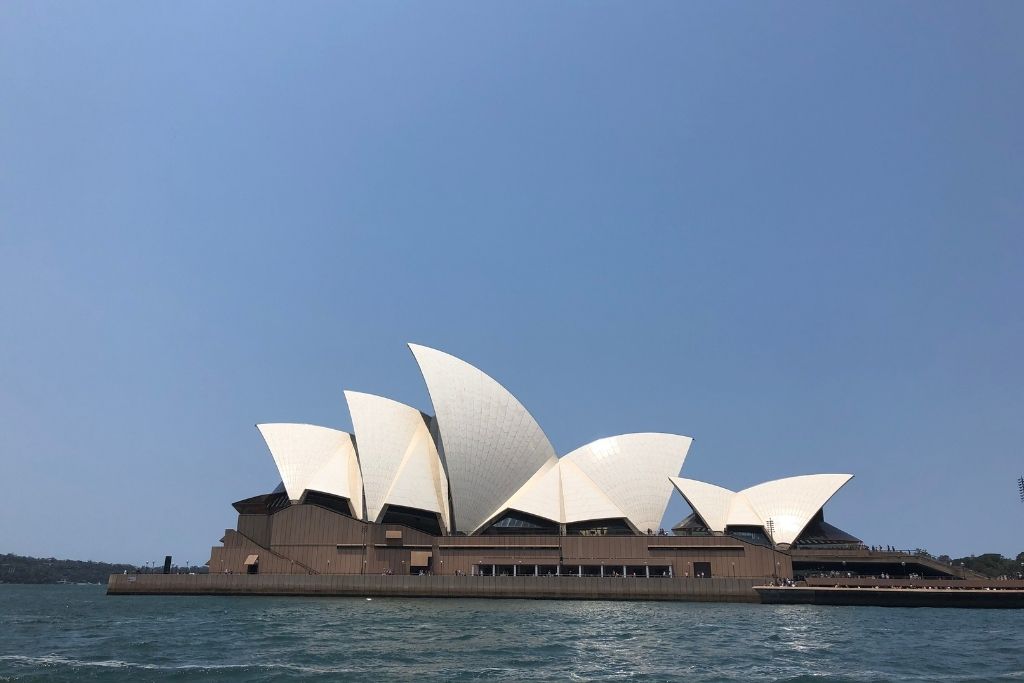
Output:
[[1, 2, 1021, 565]]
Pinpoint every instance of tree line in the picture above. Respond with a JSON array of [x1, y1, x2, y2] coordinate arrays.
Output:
[[0, 553, 207, 584], [938, 552, 1024, 579]]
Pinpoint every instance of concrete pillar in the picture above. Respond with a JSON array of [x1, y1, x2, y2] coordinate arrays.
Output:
[[534, 564, 538, 576], [645, 566, 650, 579], [600, 565, 604, 578], [578, 565, 582, 577], [492, 564, 495, 577], [513, 564, 517, 577], [622, 565, 627, 577]]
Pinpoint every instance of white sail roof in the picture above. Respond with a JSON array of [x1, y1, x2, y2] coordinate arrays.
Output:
[[344, 391, 451, 532], [668, 477, 734, 532], [409, 343, 558, 534], [490, 459, 563, 525], [256, 423, 363, 517], [563, 433, 693, 533], [741, 474, 853, 545], [669, 473, 853, 545], [726, 492, 763, 527], [486, 457, 626, 526], [559, 459, 627, 524]]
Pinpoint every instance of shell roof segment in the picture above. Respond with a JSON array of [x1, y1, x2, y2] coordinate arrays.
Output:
[[408, 343, 558, 534], [740, 474, 853, 545], [669, 473, 854, 545], [563, 433, 693, 533], [558, 458, 629, 524], [344, 391, 450, 532], [667, 477, 734, 532], [256, 423, 363, 517], [493, 459, 563, 525], [485, 456, 631, 527]]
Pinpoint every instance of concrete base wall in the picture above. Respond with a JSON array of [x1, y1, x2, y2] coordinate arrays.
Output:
[[108, 573, 762, 602], [803, 577, 1024, 590], [757, 586, 1024, 609]]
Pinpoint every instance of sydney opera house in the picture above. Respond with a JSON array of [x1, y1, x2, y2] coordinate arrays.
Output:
[[200, 343, 919, 584]]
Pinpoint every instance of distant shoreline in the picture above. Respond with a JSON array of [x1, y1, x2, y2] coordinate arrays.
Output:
[[0, 553, 205, 585]]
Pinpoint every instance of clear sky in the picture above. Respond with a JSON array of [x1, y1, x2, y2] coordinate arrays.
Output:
[[1, 2, 1021, 566]]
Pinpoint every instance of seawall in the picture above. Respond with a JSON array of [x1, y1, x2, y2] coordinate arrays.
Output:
[[107, 573, 761, 602], [756, 586, 1024, 608]]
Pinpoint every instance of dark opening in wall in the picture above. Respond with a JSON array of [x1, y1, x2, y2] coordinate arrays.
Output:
[[482, 510, 560, 535], [380, 505, 443, 536], [302, 491, 354, 517]]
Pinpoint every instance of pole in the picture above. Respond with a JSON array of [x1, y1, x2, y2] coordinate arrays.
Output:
[[361, 524, 367, 575]]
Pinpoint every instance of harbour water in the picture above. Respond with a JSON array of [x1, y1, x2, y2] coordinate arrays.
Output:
[[1, 584, 1022, 682]]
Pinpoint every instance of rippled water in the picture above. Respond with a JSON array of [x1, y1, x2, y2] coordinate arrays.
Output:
[[1, 585, 1022, 681]]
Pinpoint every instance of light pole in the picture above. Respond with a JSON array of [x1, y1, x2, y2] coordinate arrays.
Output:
[[765, 519, 778, 581]]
